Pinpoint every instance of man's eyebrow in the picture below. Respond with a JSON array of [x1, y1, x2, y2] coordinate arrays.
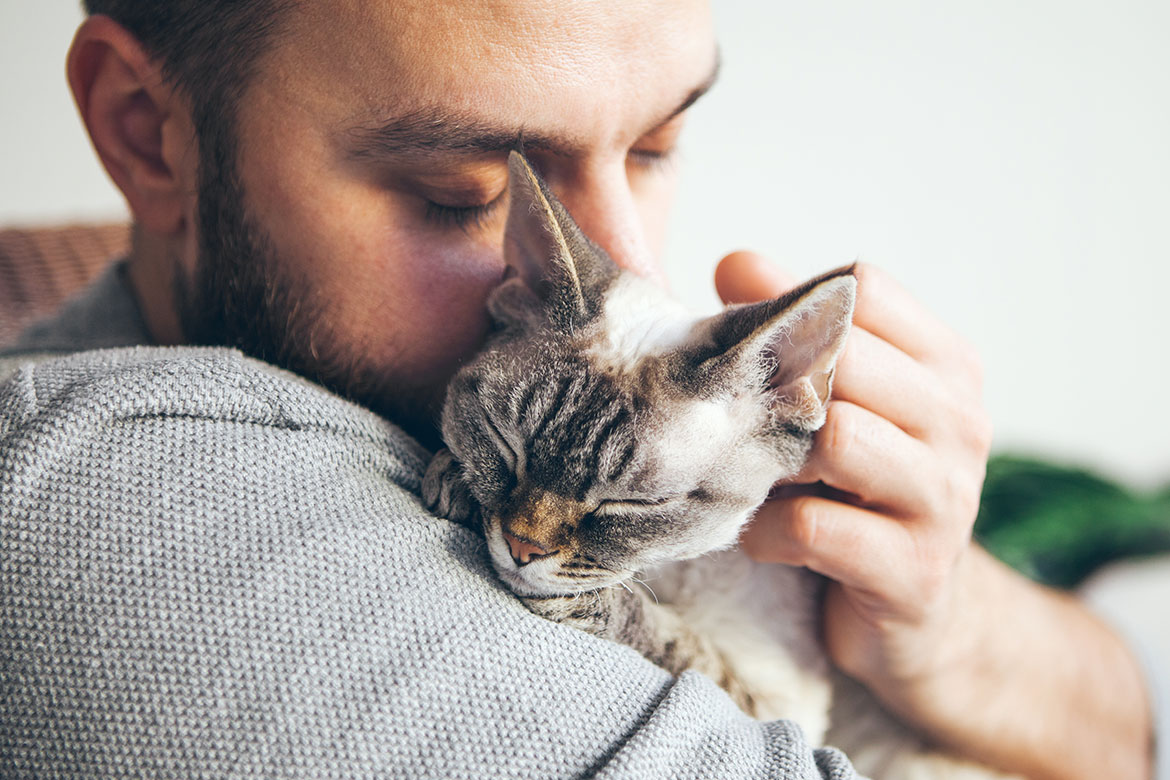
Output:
[[345, 113, 577, 162], [345, 50, 721, 163], [656, 50, 721, 129]]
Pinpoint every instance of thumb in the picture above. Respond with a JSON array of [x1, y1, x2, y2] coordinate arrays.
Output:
[[714, 250, 798, 305]]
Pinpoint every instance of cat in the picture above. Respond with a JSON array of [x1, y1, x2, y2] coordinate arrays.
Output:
[[423, 151, 1015, 780]]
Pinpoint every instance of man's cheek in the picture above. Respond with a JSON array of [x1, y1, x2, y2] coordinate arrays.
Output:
[[397, 234, 506, 311], [383, 237, 507, 369]]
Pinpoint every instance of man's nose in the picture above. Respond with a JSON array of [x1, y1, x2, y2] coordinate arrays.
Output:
[[502, 530, 555, 566], [552, 164, 660, 282]]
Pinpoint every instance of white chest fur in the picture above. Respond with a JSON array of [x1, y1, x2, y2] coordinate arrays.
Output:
[[643, 550, 833, 742], [643, 553, 1019, 779]]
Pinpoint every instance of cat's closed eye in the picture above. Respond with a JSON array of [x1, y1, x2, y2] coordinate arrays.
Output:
[[479, 407, 519, 470], [595, 496, 677, 514]]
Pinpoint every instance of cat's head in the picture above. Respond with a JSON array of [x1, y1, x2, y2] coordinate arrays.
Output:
[[440, 152, 855, 597]]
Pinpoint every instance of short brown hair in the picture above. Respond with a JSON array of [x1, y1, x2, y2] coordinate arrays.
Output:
[[81, 0, 293, 139]]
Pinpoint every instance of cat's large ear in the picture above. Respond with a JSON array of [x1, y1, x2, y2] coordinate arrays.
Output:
[[492, 151, 618, 333], [674, 266, 856, 430]]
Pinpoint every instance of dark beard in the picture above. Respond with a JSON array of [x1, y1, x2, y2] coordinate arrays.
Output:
[[174, 122, 442, 448]]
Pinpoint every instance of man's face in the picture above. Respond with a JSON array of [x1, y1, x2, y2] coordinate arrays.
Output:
[[179, 0, 717, 442]]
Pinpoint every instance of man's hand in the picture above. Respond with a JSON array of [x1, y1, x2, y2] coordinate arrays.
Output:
[[716, 251, 1152, 780], [719, 252, 991, 693]]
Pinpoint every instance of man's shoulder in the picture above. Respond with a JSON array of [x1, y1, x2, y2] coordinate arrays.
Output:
[[0, 345, 427, 478], [4, 345, 390, 432], [0, 348, 681, 779], [0, 351, 858, 780]]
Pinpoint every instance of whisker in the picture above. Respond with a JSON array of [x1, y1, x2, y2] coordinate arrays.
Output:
[[631, 576, 659, 604]]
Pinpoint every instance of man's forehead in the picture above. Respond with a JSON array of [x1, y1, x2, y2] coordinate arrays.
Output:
[[344, 60, 719, 165], [266, 0, 716, 154]]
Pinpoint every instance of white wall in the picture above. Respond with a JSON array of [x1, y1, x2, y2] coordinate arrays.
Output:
[[667, 0, 1170, 486], [0, 1, 126, 223], [3, 2, 1168, 484]]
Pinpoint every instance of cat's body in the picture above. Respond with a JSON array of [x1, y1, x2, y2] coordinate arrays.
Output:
[[424, 152, 1014, 779], [643, 550, 831, 732]]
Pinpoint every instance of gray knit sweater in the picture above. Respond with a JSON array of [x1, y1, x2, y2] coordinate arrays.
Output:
[[0, 265, 862, 779]]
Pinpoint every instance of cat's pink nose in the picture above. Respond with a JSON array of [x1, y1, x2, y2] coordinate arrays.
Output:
[[503, 531, 553, 566]]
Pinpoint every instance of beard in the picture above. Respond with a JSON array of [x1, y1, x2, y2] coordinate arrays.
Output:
[[174, 124, 442, 448]]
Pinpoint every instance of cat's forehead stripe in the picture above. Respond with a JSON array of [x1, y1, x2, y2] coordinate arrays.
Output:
[[504, 355, 637, 501]]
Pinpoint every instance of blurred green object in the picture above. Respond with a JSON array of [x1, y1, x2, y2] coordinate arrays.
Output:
[[975, 455, 1170, 589]]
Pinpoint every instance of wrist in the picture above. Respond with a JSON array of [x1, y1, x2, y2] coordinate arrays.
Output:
[[838, 545, 1152, 780], [824, 544, 985, 694]]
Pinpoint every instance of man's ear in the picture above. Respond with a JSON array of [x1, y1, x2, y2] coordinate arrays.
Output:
[[67, 15, 195, 236]]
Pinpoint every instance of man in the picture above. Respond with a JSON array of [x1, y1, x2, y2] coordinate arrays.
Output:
[[0, 1, 1156, 778]]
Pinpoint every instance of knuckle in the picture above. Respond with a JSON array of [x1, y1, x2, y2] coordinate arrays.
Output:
[[919, 471, 951, 521], [819, 403, 858, 462], [918, 462, 982, 539], [940, 468, 981, 522], [960, 341, 985, 390], [938, 390, 993, 456], [785, 496, 822, 553], [927, 375, 961, 423], [917, 480, 944, 525], [961, 407, 994, 454]]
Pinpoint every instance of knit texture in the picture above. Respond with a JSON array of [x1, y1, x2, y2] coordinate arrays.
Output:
[[0, 340, 861, 778]]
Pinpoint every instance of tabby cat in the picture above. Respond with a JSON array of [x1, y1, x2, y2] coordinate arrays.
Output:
[[423, 151, 1012, 780]]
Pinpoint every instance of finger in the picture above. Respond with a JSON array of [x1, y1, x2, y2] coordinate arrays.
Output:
[[830, 327, 954, 443], [714, 250, 798, 304], [741, 495, 921, 607], [797, 400, 942, 517], [851, 265, 978, 390]]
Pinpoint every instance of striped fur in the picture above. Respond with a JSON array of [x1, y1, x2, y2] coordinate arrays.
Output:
[[422, 152, 1013, 779]]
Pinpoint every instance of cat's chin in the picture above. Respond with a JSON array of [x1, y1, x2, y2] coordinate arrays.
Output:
[[493, 566, 562, 598], [490, 559, 617, 598]]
